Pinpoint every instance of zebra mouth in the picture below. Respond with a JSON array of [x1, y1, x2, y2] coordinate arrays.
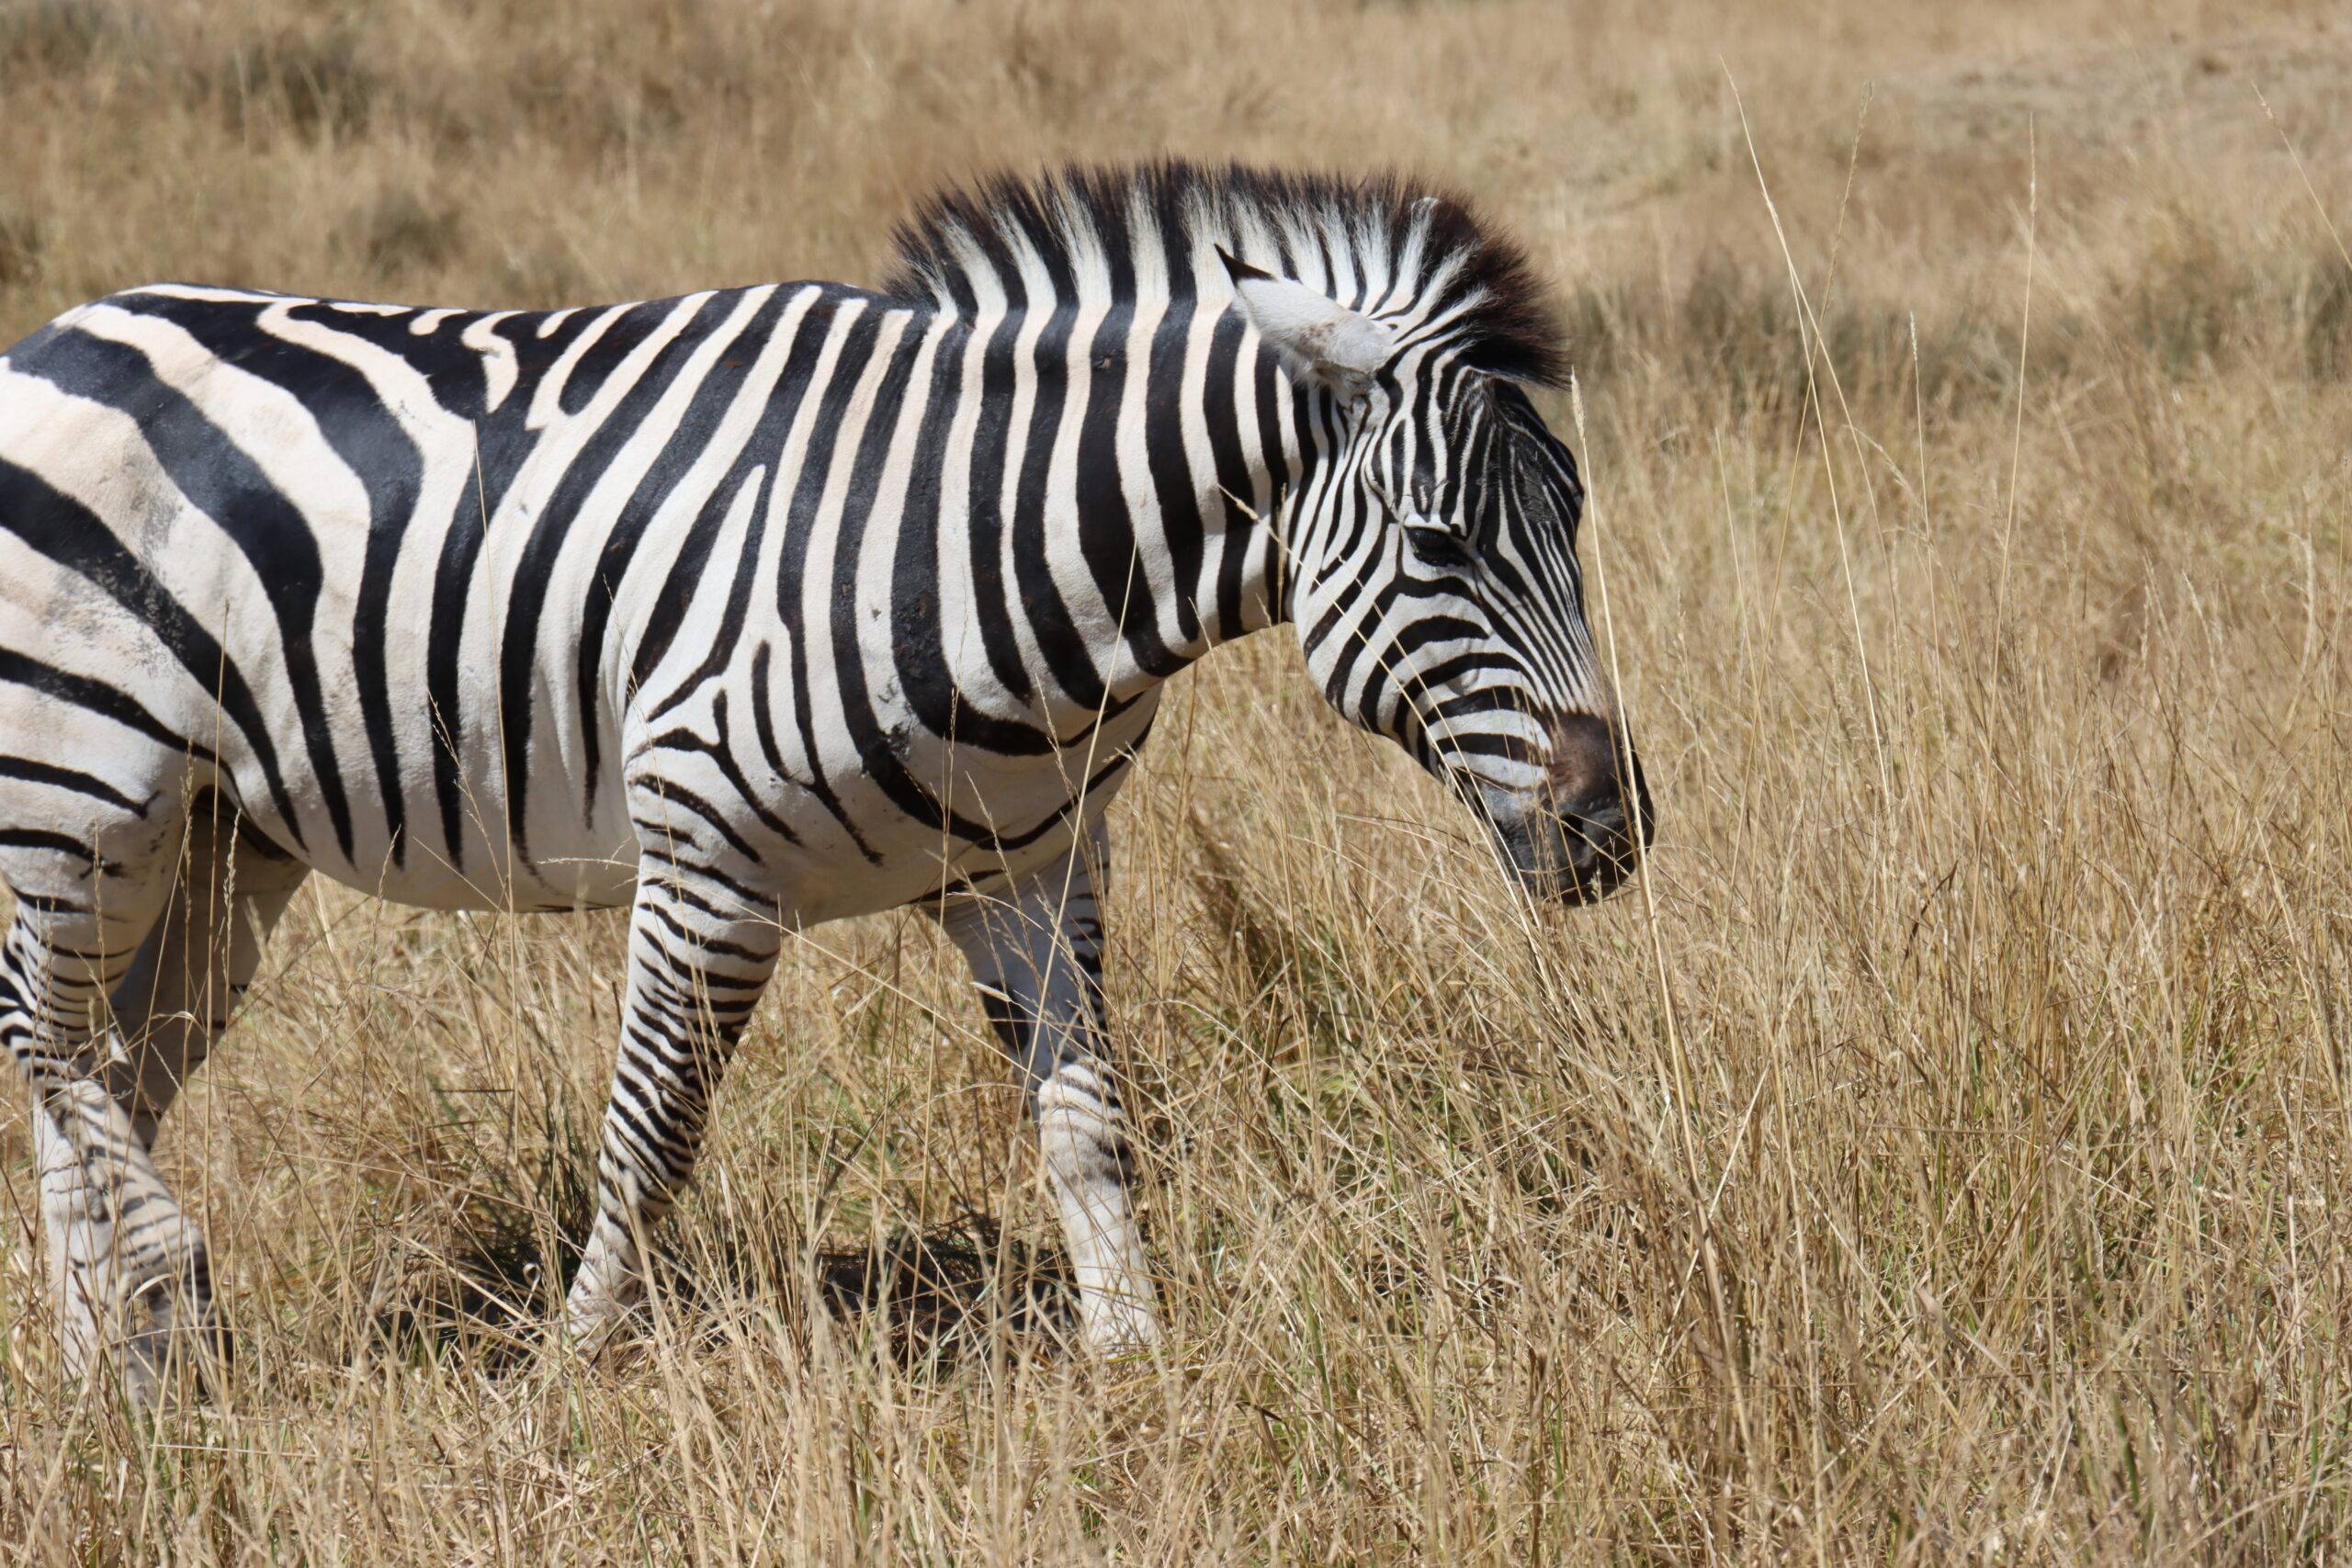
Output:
[[1498, 811, 1637, 905], [1450, 719, 1654, 908], [1549, 808, 1639, 905], [1471, 786, 1644, 908]]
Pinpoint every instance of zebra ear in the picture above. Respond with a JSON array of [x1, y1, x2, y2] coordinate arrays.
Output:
[[1218, 248, 1396, 402]]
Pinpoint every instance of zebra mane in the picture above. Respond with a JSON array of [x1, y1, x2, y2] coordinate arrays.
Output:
[[882, 161, 1567, 387]]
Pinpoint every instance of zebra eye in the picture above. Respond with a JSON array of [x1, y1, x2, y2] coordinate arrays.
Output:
[[1406, 523, 1474, 571]]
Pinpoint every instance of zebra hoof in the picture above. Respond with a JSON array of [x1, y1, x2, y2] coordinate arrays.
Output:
[[1080, 1302, 1161, 1361], [117, 1285, 231, 1410]]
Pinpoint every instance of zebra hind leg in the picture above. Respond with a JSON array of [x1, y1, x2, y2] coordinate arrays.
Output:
[[0, 814, 190, 1404], [106, 801, 309, 1142], [563, 873, 781, 1350], [95, 801, 309, 1387]]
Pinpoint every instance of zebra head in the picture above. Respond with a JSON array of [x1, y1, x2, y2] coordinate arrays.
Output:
[[1226, 252, 1654, 905]]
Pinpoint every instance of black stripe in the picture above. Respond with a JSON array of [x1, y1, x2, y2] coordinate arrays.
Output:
[[1143, 226, 1206, 649], [0, 757, 146, 814], [115, 291, 423, 865], [770, 308, 886, 862], [634, 777, 766, 866], [824, 319, 1017, 845], [0, 649, 217, 766], [638, 462, 775, 728], [890, 320, 1055, 757], [416, 310, 616, 868], [1007, 297, 1107, 711], [1074, 277, 1184, 683], [1202, 308, 1257, 635], [559, 303, 669, 417], [639, 694, 798, 847], [1076, 220, 1181, 680], [0, 459, 303, 842], [959, 223, 1037, 706], [746, 641, 800, 803], [0, 827, 112, 865], [500, 293, 729, 870], [637, 838, 776, 912], [1243, 335, 1297, 620], [28, 328, 355, 858], [582, 287, 820, 816]]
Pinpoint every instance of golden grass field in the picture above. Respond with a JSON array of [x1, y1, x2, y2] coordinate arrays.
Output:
[[2, 0, 2349, 1560]]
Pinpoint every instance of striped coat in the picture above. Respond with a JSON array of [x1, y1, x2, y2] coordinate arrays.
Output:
[[0, 163, 1648, 1400]]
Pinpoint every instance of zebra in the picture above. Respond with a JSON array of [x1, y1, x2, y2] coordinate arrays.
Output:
[[0, 162, 1651, 1401]]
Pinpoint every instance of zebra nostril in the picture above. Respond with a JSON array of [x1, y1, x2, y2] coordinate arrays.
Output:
[[1543, 713, 1626, 829], [1538, 712, 1654, 897]]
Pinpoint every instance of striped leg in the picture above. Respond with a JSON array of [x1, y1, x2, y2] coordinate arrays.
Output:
[[0, 818, 189, 1402], [106, 805, 308, 1149], [935, 831, 1159, 1356], [564, 874, 780, 1346], [76, 806, 308, 1392]]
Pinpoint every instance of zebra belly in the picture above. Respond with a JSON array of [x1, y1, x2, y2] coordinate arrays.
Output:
[[765, 701, 1159, 926], [617, 657, 1159, 931], [290, 810, 645, 914]]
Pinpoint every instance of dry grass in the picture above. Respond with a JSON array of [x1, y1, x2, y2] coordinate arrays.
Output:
[[3, 0, 2349, 1560]]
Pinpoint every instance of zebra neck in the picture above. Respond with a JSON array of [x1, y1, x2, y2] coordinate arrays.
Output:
[[1011, 310, 1317, 706]]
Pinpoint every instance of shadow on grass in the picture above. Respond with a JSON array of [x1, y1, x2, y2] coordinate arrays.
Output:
[[368, 1197, 1078, 1377]]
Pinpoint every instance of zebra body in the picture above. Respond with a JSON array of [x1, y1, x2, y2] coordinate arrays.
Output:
[[0, 164, 1647, 1399], [0, 277, 1200, 919]]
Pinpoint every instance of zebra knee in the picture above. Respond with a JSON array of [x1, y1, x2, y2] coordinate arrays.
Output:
[[1034, 1063, 1134, 1174]]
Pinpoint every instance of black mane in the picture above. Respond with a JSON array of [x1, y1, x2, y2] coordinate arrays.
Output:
[[883, 161, 1566, 387]]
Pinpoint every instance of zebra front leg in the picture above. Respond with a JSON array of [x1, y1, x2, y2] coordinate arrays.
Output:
[[564, 874, 780, 1348], [934, 834, 1159, 1356]]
